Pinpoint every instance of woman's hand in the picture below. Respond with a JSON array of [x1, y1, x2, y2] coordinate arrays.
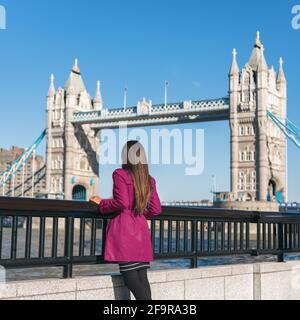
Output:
[[89, 196, 102, 205]]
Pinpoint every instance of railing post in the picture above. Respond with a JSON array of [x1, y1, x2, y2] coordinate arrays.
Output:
[[277, 223, 284, 262], [63, 216, 74, 278], [252, 215, 260, 257], [190, 220, 198, 269], [101, 219, 107, 258], [11, 216, 18, 260]]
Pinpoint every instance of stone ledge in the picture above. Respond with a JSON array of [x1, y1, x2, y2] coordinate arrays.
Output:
[[76, 275, 123, 291], [0, 283, 17, 299], [231, 264, 254, 275], [254, 261, 300, 274], [16, 278, 77, 297], [76, 287, 125, 300], [1, 262, 300, 300]]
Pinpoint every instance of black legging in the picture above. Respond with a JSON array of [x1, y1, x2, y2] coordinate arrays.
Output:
[[122, 268, 152, 300]]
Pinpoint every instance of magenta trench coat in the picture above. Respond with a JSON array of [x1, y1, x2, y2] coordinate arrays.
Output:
[[98, 168, 162, 262]]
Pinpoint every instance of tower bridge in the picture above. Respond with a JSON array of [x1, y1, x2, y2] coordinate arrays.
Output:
[[1, 32, 295, 210]]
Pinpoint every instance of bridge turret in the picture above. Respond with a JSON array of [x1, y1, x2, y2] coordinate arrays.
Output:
[[229, 48, 240, 96], [46, 74, 55, 196], [47, 74, 55, 98], [45, 59, 100, 201], [64, 62, 78, 200], [229, 48, 240, 200], [276, 57, 287, 201], [277, 57, 286, 84], [277, 57, 287, 98], [256, 37, 270, 202], [227, 32, 287, 205], [94, 80, 103, 110], [229, 48, 239, 77]]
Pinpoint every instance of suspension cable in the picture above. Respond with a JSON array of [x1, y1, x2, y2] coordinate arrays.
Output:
[[267, 111, 300, 149], [0, 130, 46, 190]]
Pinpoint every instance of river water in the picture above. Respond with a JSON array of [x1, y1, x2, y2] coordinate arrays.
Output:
[[2, 227, 300, 282]]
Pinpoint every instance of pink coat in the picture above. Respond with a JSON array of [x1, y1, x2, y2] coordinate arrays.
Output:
[[98, 168, 162, 262]]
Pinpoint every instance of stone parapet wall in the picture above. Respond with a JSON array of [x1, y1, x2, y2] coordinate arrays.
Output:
[[1, 261, 300, 300]]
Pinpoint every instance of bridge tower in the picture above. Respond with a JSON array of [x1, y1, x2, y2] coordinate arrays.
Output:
[[229, 32, 287, 203], [45, 60, 101, 200]]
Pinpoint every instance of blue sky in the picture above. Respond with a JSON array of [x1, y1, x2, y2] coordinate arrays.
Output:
[[0, 0, 300, 201]]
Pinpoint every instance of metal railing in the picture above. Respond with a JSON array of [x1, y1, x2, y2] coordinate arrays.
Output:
[[280, 202, 300, 212], [1, 197, 300, 278]]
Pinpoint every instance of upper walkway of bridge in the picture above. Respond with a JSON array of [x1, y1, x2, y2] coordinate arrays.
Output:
[[71, 97, 229, 129]]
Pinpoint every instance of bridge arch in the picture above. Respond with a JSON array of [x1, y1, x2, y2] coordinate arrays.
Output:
[[72, 185, 87, 201], [268, 178, 284, 203], [268, 180, 277, 198]]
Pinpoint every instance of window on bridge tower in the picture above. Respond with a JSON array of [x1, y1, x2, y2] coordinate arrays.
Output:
[[240, 152, 244, 161], [244, 73, 250, 86], [244, 91, 250, 103], [240, 126, 245, 136], [252, 178, 256, 191]]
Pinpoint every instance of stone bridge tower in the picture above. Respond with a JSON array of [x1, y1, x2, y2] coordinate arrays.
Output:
[[45, 60, 101, 200], [229, 32, 287, 204]]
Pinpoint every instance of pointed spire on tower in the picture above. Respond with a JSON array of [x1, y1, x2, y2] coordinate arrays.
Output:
[[255, 30, 262, 49], [123, 87, 128, 110], [65, 59, 86, 95], [277, 57, 286, 83], [230, 48, 239, 75], [279, 57, 283, 67], [248, 31, 268, 71], [94, 80, 103, 110], [48, 73, 55, 97], [72, 58, 80, 74]]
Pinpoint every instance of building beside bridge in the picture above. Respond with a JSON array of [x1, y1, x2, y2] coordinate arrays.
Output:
[[0, 147, 46, 197]]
